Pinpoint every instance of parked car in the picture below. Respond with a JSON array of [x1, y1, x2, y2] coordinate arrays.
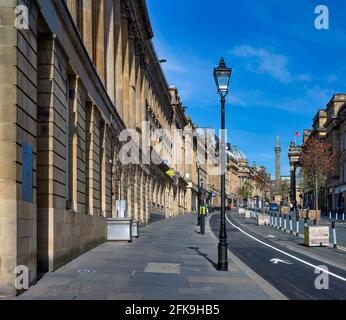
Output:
[[269, 203, 279, 211]]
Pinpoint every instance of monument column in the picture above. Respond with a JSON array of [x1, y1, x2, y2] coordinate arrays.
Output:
[[275, 136, 281, 188]]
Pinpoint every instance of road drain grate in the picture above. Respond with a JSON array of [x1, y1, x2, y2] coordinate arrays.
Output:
[[78, 269, 96, 273]]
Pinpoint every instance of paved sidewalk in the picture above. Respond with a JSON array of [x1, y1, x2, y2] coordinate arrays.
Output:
[[17, 213, 285, 300]]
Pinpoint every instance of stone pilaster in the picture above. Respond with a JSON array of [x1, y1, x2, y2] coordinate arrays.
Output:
[[82, 0, 93, 58], [37, 33, 70, 271], [0, 0, 38, 296], [104, 0, 115, 102], [93, 0, 105, 84], [121, 3, 130, 126], [104, 127, 113, 218], [85, 104, 101, 216], [135, 59, 143, 129], [114, 0, 123, 119], [128, 23, 136, 129]]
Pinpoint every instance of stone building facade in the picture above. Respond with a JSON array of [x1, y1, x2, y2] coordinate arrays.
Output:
[[0, 0, 265, 296], [323, 94, 346, 213], [291, 94, 346, 213], [0, 0, 191, 296]]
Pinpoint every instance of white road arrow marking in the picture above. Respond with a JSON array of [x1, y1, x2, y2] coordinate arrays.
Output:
[[271, 258, 293, 265]]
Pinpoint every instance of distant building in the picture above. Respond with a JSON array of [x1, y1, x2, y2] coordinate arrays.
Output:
[[288, 94, 346, 212]]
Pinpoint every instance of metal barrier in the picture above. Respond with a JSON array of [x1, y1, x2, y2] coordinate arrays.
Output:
[[332, 221, 337, 249], [279, 214, 282, 230]]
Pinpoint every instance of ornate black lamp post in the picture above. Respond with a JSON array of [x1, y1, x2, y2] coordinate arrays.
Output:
[[197, 163, 201, 226], [213, 57, 232, 271]]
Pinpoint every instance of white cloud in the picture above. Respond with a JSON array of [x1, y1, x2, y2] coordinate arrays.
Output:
[[306, 85, 333, 105], [231, 45, 310, 84], [153, 39, 218, 107]]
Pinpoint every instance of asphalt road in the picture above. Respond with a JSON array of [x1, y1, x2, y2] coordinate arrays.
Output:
[[210, 212, 346, 300]]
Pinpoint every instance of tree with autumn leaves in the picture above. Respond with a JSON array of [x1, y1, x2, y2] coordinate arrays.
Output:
[[236, 180, 253, 207], [277, 179, 290, 204], [300, 137, 333, 211], [254, 166, 271, 213]]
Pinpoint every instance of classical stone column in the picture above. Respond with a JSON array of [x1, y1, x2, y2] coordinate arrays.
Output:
[[99, 122, 107, 217], [114, 0, 123, 117], [111, 151, 117, 218], [0, 1, 38, 294], [86, 104, 100, 216], [66, 0, 78, 22], [275, 136, 281, 188], [37, 33, 72, 271], [93, 0, 105, 83], [141, 76, 148, 123], [134, 166, 140, 220], [135, 50, 143, 129], [126, 166, 132, 218], [128, 23, 136, 129], [104, 0, 115, 102], [121, 2, 130, 126], [146, 177, 152, 224], [143, 174, 148, 224], [139, 170, 144, 224], [82, 0, 93, 58], [104, 128, 114, 218], [68, 76, 79, 213]]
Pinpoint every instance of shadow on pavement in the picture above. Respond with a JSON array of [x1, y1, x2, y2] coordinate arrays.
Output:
[[188, 247, 218, 270]]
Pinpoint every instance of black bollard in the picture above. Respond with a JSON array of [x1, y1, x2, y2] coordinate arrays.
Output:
[[200, 213, 205, 235]]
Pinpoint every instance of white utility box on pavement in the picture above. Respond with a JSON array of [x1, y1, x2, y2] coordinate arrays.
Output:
[[131, 219, 139, 238], [107, 218, 133, 242], [304, 226, 329, 247], [244, 210, 251, 219], [257, 214, 270, 226]]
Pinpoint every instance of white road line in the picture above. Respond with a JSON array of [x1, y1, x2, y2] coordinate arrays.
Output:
[[226, 214, 346, 282]]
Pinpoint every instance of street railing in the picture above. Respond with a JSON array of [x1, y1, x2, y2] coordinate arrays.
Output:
[[237, 207, 343, 250]]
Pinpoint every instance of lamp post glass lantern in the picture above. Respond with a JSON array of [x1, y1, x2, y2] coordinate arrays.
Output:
[[214, 57, 232, 271], [214, 57, 232, 97]]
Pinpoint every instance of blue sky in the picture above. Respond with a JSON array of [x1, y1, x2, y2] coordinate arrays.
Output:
[[146, 0, 346, 177]]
